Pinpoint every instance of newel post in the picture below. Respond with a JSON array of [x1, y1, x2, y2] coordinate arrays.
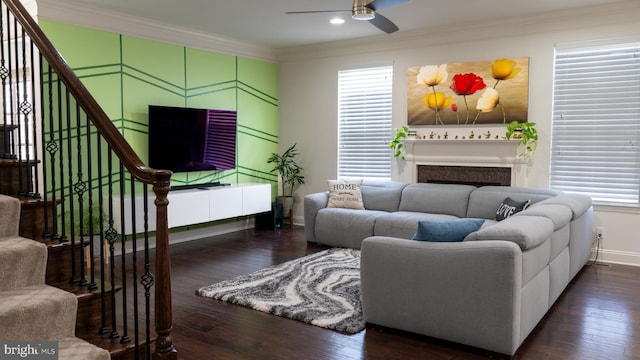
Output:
[[153, 183, 178, 359]]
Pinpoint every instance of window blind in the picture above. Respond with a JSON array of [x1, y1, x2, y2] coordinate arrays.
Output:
[[337, 65, 393, 180], [550, 41, 640, 206]]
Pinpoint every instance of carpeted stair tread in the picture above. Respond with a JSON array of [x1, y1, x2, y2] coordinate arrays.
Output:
[[58, 336, 110, 360], [0, 284, 77, 340], [0, 236, 47, 291]]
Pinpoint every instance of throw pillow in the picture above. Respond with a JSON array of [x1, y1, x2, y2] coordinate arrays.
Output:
[[327, 179, 365, 209], [495, 197, 531, 221], [412, 218, 485, 242]]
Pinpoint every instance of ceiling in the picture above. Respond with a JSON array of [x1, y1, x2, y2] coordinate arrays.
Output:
[[43, 0, 629, 49]]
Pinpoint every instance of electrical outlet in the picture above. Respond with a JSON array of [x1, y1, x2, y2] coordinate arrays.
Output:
[[596, 227, 605, 240]]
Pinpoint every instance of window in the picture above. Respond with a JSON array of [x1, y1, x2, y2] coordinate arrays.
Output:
[[550, 40, 640, 206], [337, 65, 393, 180]]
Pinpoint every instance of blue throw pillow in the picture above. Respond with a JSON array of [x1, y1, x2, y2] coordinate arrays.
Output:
[[412, 218, 485, 242]]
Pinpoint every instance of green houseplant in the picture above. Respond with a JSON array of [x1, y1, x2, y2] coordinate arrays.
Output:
[[506, 121, 538, 158], [267, 143, 305, 216], [389, 126, 409, 159]]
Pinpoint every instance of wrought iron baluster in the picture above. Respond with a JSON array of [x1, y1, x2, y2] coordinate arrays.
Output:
[[56, 75, 67, 242], [130, 176, 139, 353], [64, 87, 77, 283], [96, 128, 109, 335], [141, 186, 153, 360], [85, 113, 97, 290], [72, 101, 87, 286], [45, 63, 59, 240], [106, 148, 119, 339], [29, 36, 39, 198], [0, 7, 12, 159], [119, 163, 130, 344], [19, 25, 33, 196], [12, 16, 24, 193]]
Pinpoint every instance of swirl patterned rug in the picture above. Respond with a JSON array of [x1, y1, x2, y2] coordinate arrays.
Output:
[[195, 248, 363, 334]]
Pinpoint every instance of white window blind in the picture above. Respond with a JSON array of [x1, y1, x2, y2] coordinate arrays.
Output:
[[338, 65, 392, 180], [550, 41, 640, 206]]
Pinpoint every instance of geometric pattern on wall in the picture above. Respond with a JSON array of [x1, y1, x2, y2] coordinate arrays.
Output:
[[40, 20, 278, 194]]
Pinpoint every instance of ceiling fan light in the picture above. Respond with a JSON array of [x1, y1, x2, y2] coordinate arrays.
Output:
[[352, 3, 375, 21]]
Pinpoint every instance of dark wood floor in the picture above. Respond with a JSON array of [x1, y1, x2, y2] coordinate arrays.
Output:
[[166, 226, 640, 360]]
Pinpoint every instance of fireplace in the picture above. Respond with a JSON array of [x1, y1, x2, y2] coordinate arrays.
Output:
[[402, 138, 528, 187], [417, 165, 511, 186]]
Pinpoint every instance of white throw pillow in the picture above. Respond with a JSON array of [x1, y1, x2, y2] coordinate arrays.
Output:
[[326, 179, 365, 209]]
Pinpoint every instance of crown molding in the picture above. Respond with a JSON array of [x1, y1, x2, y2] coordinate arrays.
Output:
[[35, 0, 278, 63]]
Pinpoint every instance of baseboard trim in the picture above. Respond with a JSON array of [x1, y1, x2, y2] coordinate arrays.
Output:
[[591, 248, 640, 267]]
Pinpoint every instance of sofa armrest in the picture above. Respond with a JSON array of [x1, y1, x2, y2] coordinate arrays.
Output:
[[303, 192, 329, 243], [464, 215, 554, 251], [360, 236, 523, 355], [0, 195, 20, 237]]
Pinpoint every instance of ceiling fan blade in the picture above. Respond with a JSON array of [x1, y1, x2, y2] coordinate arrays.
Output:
[[285, 10, 350, 14], [368, 12, 399, 33], [366, 0, 409, 12]]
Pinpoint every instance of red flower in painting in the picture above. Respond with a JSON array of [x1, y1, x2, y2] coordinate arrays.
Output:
[[450, 73, 487, 96]]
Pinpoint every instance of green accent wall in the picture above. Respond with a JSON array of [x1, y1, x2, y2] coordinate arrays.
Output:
[[40, 20, 278, 191]]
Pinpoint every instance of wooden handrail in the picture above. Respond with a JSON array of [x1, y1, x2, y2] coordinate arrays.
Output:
[[3, 1, 176, 359]]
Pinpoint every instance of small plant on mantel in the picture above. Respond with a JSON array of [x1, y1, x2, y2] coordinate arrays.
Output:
[[506, 121, 538, 158], [389, 126, 409, 159]]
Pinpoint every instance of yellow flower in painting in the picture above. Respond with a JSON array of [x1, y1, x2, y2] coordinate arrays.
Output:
[[417, 64, 448, 87], [476, 88, 500, 112], [491, 59, 521, 81], [424, 92, 452, 111]]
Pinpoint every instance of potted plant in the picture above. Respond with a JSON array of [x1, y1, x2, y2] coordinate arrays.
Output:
[[506, 121, 538, 158], [267, 143, 305, 217], [389, 126, 409, 159]]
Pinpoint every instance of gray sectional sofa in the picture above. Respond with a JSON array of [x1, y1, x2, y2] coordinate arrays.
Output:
[[303, 181, 593, 356]]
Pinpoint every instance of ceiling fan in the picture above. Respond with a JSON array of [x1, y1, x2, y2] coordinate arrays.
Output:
[[285, 0, 409, 34]]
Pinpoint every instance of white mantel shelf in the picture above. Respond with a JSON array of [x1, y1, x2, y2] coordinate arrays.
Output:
[[402, 139, 531, 187]]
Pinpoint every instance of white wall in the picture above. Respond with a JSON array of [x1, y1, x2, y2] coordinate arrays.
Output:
[[278, 0, 640, 266]]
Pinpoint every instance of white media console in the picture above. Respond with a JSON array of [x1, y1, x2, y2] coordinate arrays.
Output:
[[112, 183, 271, 235]]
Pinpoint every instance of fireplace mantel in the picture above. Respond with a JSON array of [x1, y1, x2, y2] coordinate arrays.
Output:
[[402, 139, 530, 186]]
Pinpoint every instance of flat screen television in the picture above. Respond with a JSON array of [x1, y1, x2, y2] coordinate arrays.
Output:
[[148, 105, 237, 173]]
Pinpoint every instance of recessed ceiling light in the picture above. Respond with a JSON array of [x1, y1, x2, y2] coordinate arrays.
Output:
[[330, 18, 345, 25]]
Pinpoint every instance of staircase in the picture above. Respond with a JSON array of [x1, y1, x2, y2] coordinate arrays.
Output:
[[0, 0, 177, 359], [0, 195, 110, 359]]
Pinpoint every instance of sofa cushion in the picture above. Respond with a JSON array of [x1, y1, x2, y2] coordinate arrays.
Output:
[[399, 183, 476, 218], [495, 197, 530, 221], [516, 204, 572, 231], [362, 180, 408, 212], [464, 215, 554, 251], [532, 193, 592, 220], [327, 179, 364, 209], [413, 218, 485, 242], [374, 211, 459, 239], [315, 208, 388, 249], [467, 186, 562, 219]]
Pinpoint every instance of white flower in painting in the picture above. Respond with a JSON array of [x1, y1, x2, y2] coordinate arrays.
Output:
[[476, 88, 500, 112], [417, 64, 448, 87]]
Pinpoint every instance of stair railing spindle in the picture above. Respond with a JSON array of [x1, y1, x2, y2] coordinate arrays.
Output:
[[119, 163, 131, 345], [106, 148, 119, 340], [85, 113, 97, 290]]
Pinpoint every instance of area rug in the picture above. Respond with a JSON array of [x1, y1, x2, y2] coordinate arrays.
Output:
[[195, 248, 363, 334]]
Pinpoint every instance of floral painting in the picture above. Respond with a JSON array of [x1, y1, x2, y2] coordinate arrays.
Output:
[[407, 57, 529, 125]]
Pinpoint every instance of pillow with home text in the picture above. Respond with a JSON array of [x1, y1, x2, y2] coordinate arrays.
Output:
[[327, 179, 365, 209]]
